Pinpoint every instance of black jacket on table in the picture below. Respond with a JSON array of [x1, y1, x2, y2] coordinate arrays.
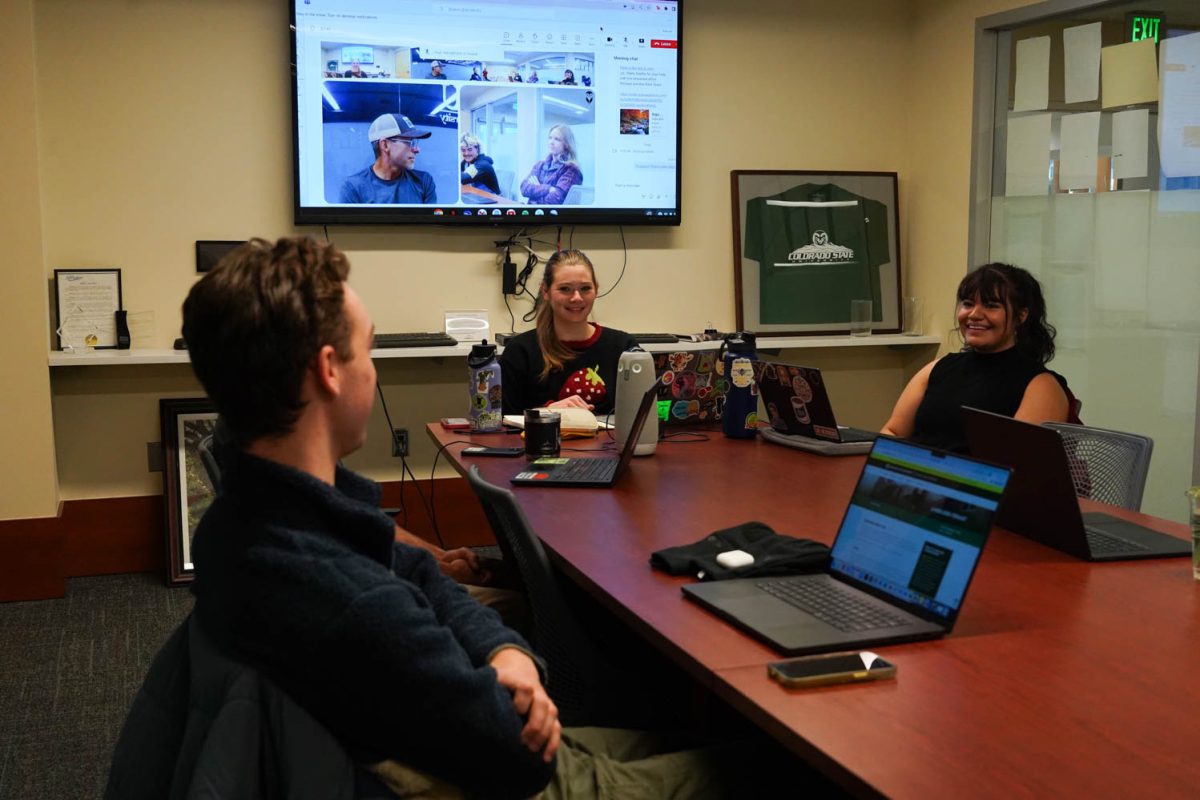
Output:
[[912, 347, 1054, 454], [188, 449, 554, 799], [498, 325, 638, 416]]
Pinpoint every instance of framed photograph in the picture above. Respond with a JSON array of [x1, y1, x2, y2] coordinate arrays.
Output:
[[731, 171, 902, 335], [160, 398, 219, 586], [53, 268, 123, 349]]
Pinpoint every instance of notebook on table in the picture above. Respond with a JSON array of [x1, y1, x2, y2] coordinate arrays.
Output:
[[754, 361, 877, 455], [683, 437, 1011, 655], [511, 378, 660, 488], [963, 407, 1189, 561]]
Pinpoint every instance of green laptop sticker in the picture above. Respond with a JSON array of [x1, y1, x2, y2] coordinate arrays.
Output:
[[532, 457, 569, 465]]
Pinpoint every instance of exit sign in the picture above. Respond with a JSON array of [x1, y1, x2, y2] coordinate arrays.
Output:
[[1127, 12, 1163, 43]]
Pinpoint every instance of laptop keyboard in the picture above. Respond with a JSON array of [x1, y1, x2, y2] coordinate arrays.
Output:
[[758, 576, 908, 632], [1084, 525, 1149, 554], [550, 458, 618, 482], [838, 426, 878, 443], [631, 333, 680, 344], [373, 332, 458, 348]]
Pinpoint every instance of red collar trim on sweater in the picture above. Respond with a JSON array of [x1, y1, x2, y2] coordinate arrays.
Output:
[[563, 325, 602, 349]]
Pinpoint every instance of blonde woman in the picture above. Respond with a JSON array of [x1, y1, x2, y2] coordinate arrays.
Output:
[[519, 124, 583, 205], [499, 249, 635, 415]]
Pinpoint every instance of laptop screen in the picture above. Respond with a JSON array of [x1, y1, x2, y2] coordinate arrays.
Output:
[[829, 438, 1011, 620]]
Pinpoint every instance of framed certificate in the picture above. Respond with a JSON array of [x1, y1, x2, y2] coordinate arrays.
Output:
[[54, 268, 123, 349]]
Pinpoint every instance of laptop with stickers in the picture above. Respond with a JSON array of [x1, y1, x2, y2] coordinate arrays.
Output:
[[511, 378, 661, 488], [653, 349, 723, 426], [754, 360, 877, 454]]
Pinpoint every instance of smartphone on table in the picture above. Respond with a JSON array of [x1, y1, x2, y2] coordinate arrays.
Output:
[[462, 446, 524, 457], [768, 651, 896, 689]]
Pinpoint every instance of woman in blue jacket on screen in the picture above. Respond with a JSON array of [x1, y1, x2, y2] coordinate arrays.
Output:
[[519, 124, 583, 205], [880, 263, 1073, 453]]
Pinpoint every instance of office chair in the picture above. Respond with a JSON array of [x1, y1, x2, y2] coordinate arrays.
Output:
[[1043, 422, 1154, 511], [466, 466, 604, 726], [563, 185, 594, 205]]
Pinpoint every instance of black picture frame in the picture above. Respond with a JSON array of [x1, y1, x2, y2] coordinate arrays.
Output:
[[160, 398, 219, 586], [195, 240, 245, 273], [53, 268, 123, 349], [731, 170, 903, 335]]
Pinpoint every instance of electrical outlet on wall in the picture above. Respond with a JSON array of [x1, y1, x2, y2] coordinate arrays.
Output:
[[392, 428, 408, 458]]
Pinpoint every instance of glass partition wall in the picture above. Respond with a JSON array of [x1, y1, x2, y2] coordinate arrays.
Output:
[[971, 0, 1200, 522]]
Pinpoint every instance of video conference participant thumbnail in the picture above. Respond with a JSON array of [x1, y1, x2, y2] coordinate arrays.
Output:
[[322, 81, 458, 205], [338, 114, 436, 204]]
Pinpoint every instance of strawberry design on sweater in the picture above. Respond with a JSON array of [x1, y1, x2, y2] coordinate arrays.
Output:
[[558, 364, 607, 406]]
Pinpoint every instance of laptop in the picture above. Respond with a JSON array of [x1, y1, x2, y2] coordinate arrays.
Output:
[[683, 437, 1011, 655], [511, 378, 660, 488], [653, 349, 722, 426], [963, 407, 1190, 561], [753, 361, 877, 454]]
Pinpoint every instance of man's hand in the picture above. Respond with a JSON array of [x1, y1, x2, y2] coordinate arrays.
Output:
[[489, 648, 561, 763], [548, 395, 594, 411], [438, 546, 490, 584]]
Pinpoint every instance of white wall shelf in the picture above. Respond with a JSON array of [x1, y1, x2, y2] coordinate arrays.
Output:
[[48, 334, 939, 368]]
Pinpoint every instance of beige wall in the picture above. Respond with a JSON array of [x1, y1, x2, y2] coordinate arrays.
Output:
[[6, 0, 1031, 514], [906, 0, 1030, 343], [0, 0, 59, 520]]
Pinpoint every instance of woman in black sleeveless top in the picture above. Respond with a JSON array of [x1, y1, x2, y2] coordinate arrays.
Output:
[[880, 263, 1070, 453]]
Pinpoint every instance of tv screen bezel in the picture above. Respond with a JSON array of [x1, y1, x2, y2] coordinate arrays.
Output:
[[288, 0, 684, 227]]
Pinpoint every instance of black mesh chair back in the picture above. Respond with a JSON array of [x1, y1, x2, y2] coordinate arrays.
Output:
[[465, 465, 602, 726], [1043, 422, 1153, 511]]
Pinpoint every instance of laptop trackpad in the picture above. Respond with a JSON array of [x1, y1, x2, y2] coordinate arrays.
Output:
[[722, 595, 833, 634]]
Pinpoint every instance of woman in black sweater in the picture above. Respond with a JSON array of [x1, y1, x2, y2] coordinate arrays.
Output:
[[499, 249, 636, 416], [880, 263, 1070, 453]]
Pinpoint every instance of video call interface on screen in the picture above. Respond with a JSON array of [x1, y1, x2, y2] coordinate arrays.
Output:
[[291, 0, 682, 224], [830, 439, 1008, 620]]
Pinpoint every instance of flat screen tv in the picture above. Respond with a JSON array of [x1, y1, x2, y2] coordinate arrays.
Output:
[[290, 0, 683, 226]]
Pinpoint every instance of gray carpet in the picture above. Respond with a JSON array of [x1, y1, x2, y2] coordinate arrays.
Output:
[[0, 573, 193, 800]]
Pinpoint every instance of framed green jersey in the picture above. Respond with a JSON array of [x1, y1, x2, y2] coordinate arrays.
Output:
[[732, 171, 903, 335]]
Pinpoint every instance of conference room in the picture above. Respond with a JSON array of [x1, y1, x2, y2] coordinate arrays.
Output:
[[2, 0, 1198, 797]]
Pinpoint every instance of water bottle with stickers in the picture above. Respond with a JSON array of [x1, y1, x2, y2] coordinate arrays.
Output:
[[467, 340, 502, 432], [719, 332, 758, 439]]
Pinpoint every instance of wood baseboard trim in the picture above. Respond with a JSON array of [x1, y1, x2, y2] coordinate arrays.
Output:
[[0, 510, 66, 601], [0, 476, 490, 603]]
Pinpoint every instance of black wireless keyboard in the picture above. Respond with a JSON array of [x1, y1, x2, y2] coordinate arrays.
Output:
[[372, 332, 458, 348], [631, 333, 680, 344]]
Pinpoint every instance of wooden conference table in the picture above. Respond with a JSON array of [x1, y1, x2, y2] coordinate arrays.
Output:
[[427, 424, 1198, 798]]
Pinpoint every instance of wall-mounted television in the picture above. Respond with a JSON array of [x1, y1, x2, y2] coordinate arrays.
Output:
[[290, 0, 682, 226]]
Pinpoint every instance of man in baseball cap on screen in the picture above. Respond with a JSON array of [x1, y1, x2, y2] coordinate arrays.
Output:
[[338, 113, 438, 204]]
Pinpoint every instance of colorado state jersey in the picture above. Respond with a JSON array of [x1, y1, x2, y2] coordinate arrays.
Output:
[[743, 183, 890, 325]]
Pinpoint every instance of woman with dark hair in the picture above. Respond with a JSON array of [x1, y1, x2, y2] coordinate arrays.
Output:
[[499, 249, 636, 416], [880, 263, 1071, 453]]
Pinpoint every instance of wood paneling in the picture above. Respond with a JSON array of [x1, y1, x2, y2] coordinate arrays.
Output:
[[0, 476, 489, 602], [0, 511, 65, 601]]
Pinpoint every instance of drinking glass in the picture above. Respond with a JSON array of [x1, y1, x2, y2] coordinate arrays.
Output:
[[849, 300, 873, 337]]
